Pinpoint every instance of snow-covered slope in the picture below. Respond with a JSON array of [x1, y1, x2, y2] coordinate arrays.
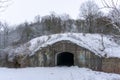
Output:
[[4, 33, 120, 60], [0, 67, 120, 80]]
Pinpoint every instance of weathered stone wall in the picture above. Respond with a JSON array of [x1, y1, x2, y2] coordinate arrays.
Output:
[[0, 40, 120, 74], [28, 41, 102, 70], [102, 58, 120, 74]]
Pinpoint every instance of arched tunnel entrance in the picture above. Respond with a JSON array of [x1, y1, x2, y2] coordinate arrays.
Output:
[[57, 52, 74, 66]]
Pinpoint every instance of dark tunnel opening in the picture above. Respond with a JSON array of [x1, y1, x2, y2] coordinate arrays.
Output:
[[57, 52, 74, 66]]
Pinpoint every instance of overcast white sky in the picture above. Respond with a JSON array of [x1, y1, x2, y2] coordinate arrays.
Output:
[[0, 0, 119, 25]]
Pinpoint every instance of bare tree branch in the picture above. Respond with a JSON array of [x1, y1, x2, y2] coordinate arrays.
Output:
[[101, 0, 120, 34]]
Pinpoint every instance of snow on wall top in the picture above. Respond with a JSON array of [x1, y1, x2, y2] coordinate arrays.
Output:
[[5, 33, 120, 60]]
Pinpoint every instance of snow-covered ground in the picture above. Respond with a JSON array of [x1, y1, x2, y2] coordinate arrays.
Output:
[[0, 67, 120, 80]]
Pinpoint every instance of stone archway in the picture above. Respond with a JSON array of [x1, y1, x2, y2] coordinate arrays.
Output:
[[30, 40, 102, 70], [56, 52, 74, 66]]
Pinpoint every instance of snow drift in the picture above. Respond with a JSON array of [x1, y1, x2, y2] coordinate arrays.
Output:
[[0, 67, 120, 80], [2, 33, 120, 61]]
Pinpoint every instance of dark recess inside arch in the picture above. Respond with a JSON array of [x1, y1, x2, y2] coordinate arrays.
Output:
[[57, 52, 74, 66]]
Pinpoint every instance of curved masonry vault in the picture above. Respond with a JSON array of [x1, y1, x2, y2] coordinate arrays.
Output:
[[1, 40, 120, 74], [27, 40, 102, 70]]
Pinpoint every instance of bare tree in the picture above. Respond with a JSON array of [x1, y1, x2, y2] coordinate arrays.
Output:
[[3, 22, 9, 48], [41, 13, 62, 34], [101, 0, 120, 33], [0, 0, 11, 49], [79, 0, 103, 33], [34, 15, 41, 23], [0, 22, 9, 49], [79, 0, 101, 19]]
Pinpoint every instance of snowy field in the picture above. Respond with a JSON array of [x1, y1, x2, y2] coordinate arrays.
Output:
[[0, 66, 120, 80]]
